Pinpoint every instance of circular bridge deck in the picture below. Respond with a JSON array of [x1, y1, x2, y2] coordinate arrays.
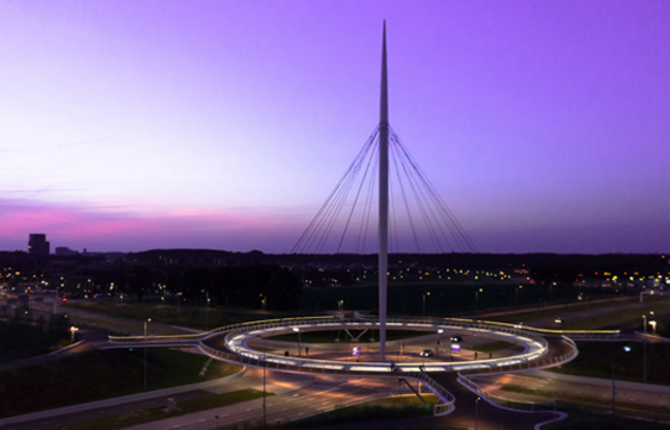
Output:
[[198, 316, 577, 376]]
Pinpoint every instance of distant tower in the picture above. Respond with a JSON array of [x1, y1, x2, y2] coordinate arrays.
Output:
[[29, 233, 50, 257], [378, 20, 389, 362]]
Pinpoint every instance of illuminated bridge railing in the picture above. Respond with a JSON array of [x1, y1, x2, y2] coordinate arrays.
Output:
[[458, 336, 578, 377], [219, 317, 549, 374], [197, 342, 455, 416]]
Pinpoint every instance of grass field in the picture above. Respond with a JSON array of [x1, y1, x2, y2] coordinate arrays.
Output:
[[266, 329, 434, 344], [286, 394, 442, 429], [43, 389, 270, 430], [470, 340, 520, 353], [0, 348, 242, 418], [547, 341, 670, 385], [544, 408, 670, 430], [67, 300, 312, 331]]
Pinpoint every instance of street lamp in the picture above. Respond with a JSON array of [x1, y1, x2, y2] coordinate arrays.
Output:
[[475, 288, 483, 320], [612, 343, 631, 415], [144, 318, 151, 391], [436, 329, 443, 357], [649, 320, 657, 335], [422, 292, 430, 316], [206, 294, 211, 331], [515, 285, 522, 309], [475, 396, 481, 430], [69, 326, 78, 343], [262, 336, 267, 426], [643, 315, 648, 382], [293, 327, 301, 356]]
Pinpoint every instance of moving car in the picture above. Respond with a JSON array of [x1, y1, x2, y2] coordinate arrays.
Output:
[[419, 349, 434, 357], [450, 335, 462, 343]]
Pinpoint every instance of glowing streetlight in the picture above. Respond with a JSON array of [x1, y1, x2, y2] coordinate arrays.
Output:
[[69, 326, 78, 343], [293, 327, 301, 356], [144, 318, 152, 391], [649, 320, 657, 335], [436, 329, 444, 357]]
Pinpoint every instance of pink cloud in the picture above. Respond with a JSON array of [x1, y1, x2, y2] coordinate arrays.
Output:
[[0, 199, 301, 252]]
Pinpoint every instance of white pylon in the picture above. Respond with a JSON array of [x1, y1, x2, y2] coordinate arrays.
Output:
[[378, 20, 389, 362]]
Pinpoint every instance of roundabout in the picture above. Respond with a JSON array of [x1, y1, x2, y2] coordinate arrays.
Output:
[[213, 317, 552, 374], [104, 314, 581, 417]]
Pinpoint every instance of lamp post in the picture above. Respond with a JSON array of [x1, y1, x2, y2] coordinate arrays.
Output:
[[422, 292, 430, 316], [612, 343, 632, 415], [436, 329, 443, 357], [475, 396, 481, 430], [263, 338, 268, 426], [69, 326, 78, 343], [475, 288, 482, 320], [515, 285, 522, 309], [293, 327, 301, 356], [144, 318, 151, 391], [206, 294, 211, 331], [643, 315, 647, 382]]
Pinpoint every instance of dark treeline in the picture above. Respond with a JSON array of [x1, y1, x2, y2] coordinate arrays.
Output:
[[161, 264, 301, 311], [125, 249, 668, 275]]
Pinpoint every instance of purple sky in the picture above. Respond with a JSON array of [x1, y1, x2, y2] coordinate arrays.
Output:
[[1, 1, 669, 254]]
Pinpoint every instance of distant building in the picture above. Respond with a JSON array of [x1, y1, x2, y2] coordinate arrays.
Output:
[[28, 234, 50, 257], [55, 247, 78, 257]]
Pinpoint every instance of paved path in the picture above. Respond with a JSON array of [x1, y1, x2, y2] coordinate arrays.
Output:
[[473, 370, 670, 423], [121, 376, 399, 430], [0, 369, 301, 430]]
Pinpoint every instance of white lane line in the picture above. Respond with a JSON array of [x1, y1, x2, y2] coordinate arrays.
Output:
[[245, 408, 252, 412], [198, 418, 206, 423], [221, 413, 229, 417]]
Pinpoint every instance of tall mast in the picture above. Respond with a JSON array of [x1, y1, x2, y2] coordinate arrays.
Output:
[[378, 20, 389, 362]]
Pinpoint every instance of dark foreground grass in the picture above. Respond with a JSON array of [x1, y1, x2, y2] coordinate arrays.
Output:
[[545, 408, 670, 430], [470, 340, 519, 353], [267, 330, 434, 344], [68, 301, 312, 331], [547, 341, 670, 386], [44, 389, 270, 430], [286, 395, 439, 429], [501, 385, 670, 415], [0, 349, 242, 418]]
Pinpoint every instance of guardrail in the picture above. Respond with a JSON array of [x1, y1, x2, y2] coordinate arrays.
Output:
[[103, 316, 552, 374]]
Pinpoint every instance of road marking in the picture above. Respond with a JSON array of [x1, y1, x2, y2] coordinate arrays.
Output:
[[268, 403, 274, 406], [221, 413, 229, 417], [199, 419, 206, 423], [245, 408, 252, 412], [172, 426, 180, 428], [298, 412, 304, 416]]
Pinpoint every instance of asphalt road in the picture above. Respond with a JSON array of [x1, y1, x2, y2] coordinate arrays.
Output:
[[473, 370, 670, 423], [122, 375, 400, 430]]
